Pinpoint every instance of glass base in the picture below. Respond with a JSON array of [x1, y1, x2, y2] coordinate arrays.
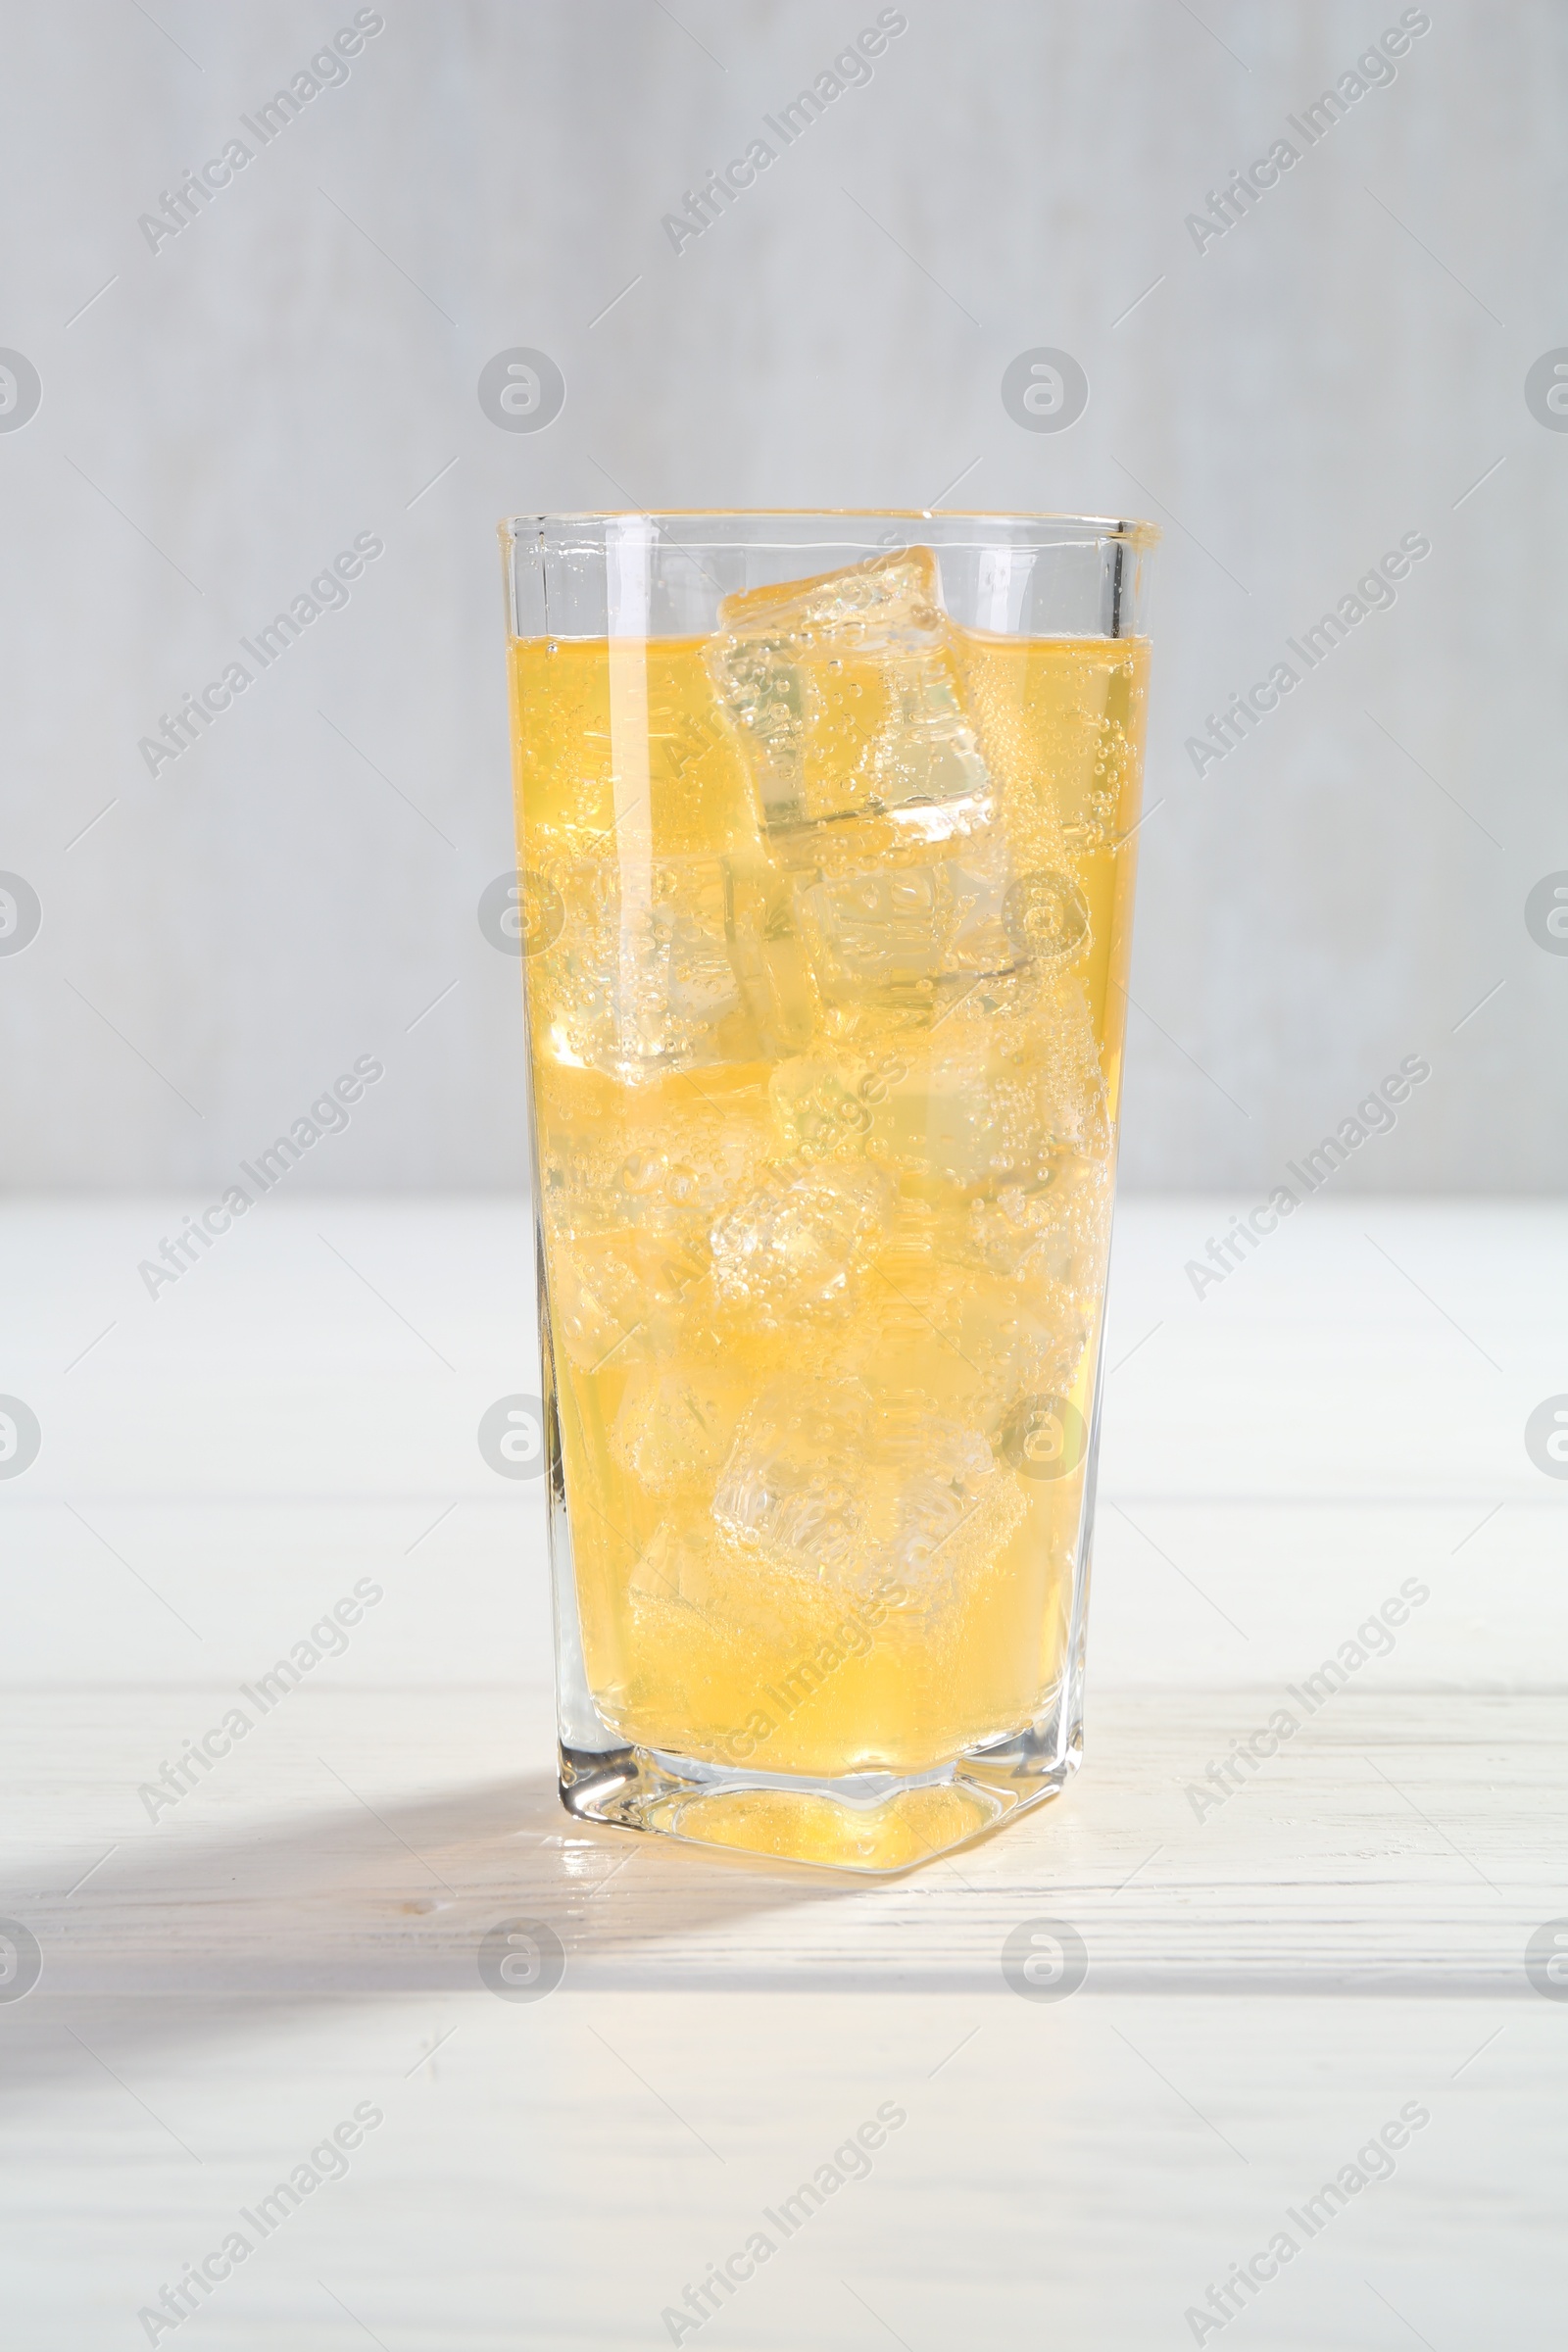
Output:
[[560, 1712, 1082, 1876]]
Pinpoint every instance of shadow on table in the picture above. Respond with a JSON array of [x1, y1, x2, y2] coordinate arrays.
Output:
[[0, 1771, 873, 2100]]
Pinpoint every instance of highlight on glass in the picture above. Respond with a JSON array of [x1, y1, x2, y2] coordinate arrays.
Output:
[[501, 511, 1156, 1872]]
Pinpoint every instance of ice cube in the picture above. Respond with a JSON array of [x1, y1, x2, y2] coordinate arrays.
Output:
[[710, 1381, 868, 1574], [960, 1153, 1112, 1296], [532, 852, 812, 1084], [871, 1010, 1103, 1191], [623, 1508, 835, 1675], [625, 1514, 797, 1645], [707, 1160, 897, 1322], [711, 1379, 1025, 1603], [769, 1050, 877, 1162], [768, 971, 1109, 1194], [809, 1213, 1094, 1438], [526, 854, 729, 1081], [932, 1262, 1095, 1428], [706, 547, 995, 864], [533, 1068, 775, 1242], [870, 1393, 1021, 1591], [721, 850, 819, 1056], [550, 1227, 705, 1372], [611, 1364, 743, 1494], [793, 834, 1020, 1012]]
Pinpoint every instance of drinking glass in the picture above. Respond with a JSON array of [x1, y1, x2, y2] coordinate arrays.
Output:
[[501, 511, 1155, 1872]]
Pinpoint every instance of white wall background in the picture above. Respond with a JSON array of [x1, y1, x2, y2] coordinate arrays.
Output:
[[1, 0, 1564, 1193]]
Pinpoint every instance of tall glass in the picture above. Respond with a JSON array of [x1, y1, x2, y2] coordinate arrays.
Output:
[[501, 512, 1155, 1872]]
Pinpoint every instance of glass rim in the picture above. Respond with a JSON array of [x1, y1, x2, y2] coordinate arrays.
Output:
[[499, 508, 1160, 546]]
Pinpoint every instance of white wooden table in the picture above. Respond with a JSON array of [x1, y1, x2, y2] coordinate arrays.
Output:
[[3, 1196, 1565, 2349]]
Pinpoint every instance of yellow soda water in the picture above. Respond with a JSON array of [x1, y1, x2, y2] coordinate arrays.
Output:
[[508, 548, 1147, 1787]]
